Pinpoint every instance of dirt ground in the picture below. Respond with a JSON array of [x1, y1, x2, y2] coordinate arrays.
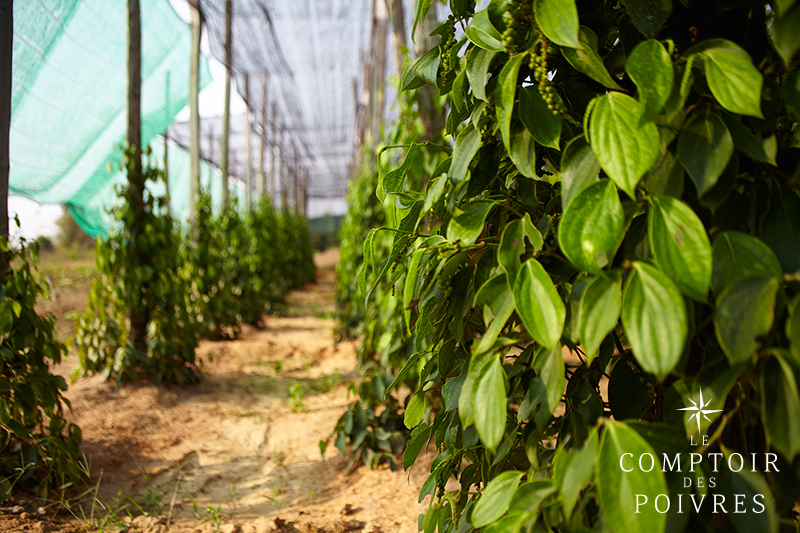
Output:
[[2, 248, 429, 533]]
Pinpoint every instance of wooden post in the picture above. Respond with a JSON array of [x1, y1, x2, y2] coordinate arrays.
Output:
[[386, 0, 407, 78], [0, 0, 11, 273], [243, 73, 252, 210], [220, 0, 232, 210], [257, 74, 268, 200], [369, 0, 388, 144], [189, 0, 201, 222], [127, 0, 149, 352], [269, 101, 276, 201]]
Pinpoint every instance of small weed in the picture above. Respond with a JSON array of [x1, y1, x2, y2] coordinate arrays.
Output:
[[262, 484, 285, 511], [271, 360, 283, 373], [136, 475, 164, 515], [202, 504, 224, 532], [273, 452, 286, 468], [289, 382, 307, 412]]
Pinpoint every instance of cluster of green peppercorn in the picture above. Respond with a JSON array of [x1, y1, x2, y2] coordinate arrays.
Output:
[[501, 0, 533, 53]]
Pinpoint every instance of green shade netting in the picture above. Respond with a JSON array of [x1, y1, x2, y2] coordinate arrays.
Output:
[[69, 138, 246, 237], [10, 0, 212, 235]]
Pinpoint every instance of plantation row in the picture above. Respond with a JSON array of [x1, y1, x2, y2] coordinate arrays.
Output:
[[1, 157, 314, 498], [334, 1, 800, 532]]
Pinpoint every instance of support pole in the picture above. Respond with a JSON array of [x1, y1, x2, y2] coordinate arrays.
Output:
[[369, 0, 388, 144], [0, 0, 12, 272], [257, 74, 268, 200], [163, 72, 171, 212], [189, 0, 201, 223], [127, 0, 149, 352], [269, 101, 276, 201], [243, 73, 252, 210], [386, 0, 407, 78], [280, 124, 287, 210], [220, 0, 232, 210]]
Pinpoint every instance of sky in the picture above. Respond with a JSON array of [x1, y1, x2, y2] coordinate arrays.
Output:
[[9, 0, 347, 239]]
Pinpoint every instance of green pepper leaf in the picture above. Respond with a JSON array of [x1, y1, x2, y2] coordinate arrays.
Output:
[[622, 262, 687, 381], [558, 179, 625, 276]]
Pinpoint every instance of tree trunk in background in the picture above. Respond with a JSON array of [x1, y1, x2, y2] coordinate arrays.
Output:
[[220, 0, 232, 209], [243, 74, 252, 210], [369, 0, 388, 144], [386, 0, 406, 78], [127, 0, 148, 353], [258, 74, 268, 199], [415, 4, 444, 142], [0, 0, 11, 275], [189, 0, 201, 221]]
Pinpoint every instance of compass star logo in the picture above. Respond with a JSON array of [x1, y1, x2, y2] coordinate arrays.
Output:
[[678, 388, 723, 434]]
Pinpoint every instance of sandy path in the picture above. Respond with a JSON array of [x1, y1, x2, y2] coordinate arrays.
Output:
[[1, 249, 429, 533]]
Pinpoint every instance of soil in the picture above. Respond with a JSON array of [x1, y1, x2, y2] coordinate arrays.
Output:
[[2, 249, 430, 533]]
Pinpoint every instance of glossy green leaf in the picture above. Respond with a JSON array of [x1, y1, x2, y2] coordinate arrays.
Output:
[[531, 346, 566, 425], [466, 47, 496, 100], [760, 353, 800, 462], [411, 0, 434, 44], [783, 68, 800, 120], [579, 274, 622, 363], [496, 54, 524, 153], [474, 275, 517, 355], [619, 0, 672, 38], [533, 0, 580, 49], [609, 354, 656, 420], [788, 298, 800, 364], [403, 248, 425, 330], [597, 421, 668, 533], [703, 46, 764, 118], [514, 259, 566, 349], [589, 92, 660, 198], [404, 392, 426, 428], [446, 200, 493, 245], [622, 262, 687, 380], [772, 5, 800, 65], [711, 232, 782, 295], [403, 423, 431, 470], [558, 180, 625, 276], [498, 214, 544, 285], [560, 135, 600, 212], [465, 9, 505, 52], [561, 27, 623, 90], [519, 86, 562, 149], [677, 112, 733, 196], [760, 184, 800, 273], [450, 125, 482, 184], [644, 149, 684, 198], [714, 276, 779, 364], [774, 0, 798, 15], [508, 480, 556, 514], [510, 128, 537, 178], [474, 356, 507, 452], [626, 40, 673, 124], [716, 446, 779, 533], [554, 429, 597, 518], [719, 112, 777, 166], [472, 471, 525, 527], [648, 196, 712, 301]]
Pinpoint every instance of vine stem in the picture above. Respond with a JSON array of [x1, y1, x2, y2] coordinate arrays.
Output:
[[611, 329, 625, 357]]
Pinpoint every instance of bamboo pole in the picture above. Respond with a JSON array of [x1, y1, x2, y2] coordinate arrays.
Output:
[[386, 0, 406, 78], [280, 124, 287, 209], [0, 0, 12, 272], [220, 0, 232, 209], [369, 0, 388, 143]]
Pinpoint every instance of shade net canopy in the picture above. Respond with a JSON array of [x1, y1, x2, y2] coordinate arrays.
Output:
[[199, 0, 377, 201], [9, 0, 212, 236]]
